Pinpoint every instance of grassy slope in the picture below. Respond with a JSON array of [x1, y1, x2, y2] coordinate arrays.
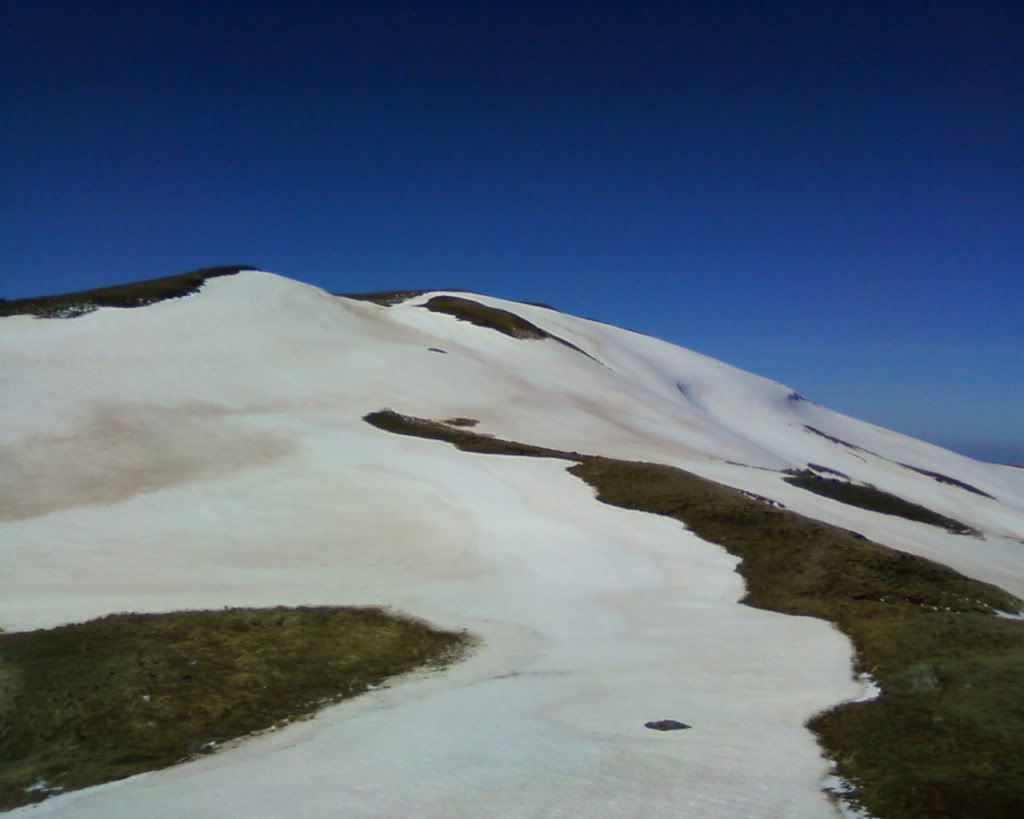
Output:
[[421, 295, 552, 339], [0, 266, 254, 318], [783, 471, 979, 535], [337, 289, 461, 306], [418, 296, 599, 362], [338, 289, 556, 311], [0, 606, 470, 811], [896, 463, 995, 499], [802, 426, 996, 500], [365, 410, 1024, 819]]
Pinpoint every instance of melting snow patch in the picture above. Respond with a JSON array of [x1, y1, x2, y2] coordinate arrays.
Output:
[[25, 779, 64, 795], [738, 490, 785, 508], [852, 672, 881, 703], [822, 774, 877, 819], [995, 609, 1024, 621], [807, 462, 851, 480], [818, 674, 883, 816], [36, 302, 99, 319]]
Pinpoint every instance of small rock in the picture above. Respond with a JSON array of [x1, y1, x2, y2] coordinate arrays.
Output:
[[644, 719, 691, 731]]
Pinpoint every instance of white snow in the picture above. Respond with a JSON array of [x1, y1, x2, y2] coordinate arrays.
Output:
[[850, 673, 882, 704], [822, 774, 877, 819], [995, 609, 1024, 620], [2, 270, 1021, 818]]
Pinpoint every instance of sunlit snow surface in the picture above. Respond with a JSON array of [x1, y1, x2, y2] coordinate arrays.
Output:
[[2, 271, 1021, 818]]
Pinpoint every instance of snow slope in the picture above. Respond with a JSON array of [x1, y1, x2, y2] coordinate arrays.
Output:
[[1, 270, 1021, 818]]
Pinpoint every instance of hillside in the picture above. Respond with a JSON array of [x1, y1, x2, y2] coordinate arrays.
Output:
[[1, 269, 1022, 818]]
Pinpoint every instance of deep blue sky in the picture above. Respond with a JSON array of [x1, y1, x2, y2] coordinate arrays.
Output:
[[3, 1, 1021, 461]]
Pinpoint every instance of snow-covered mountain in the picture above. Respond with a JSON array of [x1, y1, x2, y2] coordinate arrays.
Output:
[[2, 269, 1021, 818]]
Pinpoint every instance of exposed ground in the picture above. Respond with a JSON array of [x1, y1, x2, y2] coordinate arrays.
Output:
[[0, 606, 470, 811], [336, 289, 459, 306], [783, 470, 979, 535], [801, 426, 995, 500], [0, 266, 253, 319], [896, 463, 996, 498], [337, 289, 556, 311], [365, 409, 1024, 819], [419, 295, 600, 360], [5, 270, 1022, 818], [421, 296, 553, 340]]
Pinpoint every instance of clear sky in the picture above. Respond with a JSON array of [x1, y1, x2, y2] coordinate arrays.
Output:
[[2, 1, 1021, 462]]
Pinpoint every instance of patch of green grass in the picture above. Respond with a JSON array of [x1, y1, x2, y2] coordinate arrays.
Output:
[[422, 296, 552, 339], [336, 289, 465, 306], [896, 463, 995, 499], [420, 296, 600, 361], [337, 290, 558, 312], [783, 471, 978, 535], [0, 266, 255, 319], [364, 409, 1024, 819], [366, 410, 588, 460], [810, 614, 1024, 818], [803, 426, 995, 500], [803, 425, 874, 453], [0, 606, 470, 811]]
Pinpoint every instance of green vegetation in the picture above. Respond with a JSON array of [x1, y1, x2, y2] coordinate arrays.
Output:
[[0, 606, 470, 811], [803, 425, 993, 499], [0, 266, 254, 319], [803, 424, 874, 453], [336, 289, 463, 306], [367, 410, 588, 460], [810, 614, 1023, 818], [897, 463, 995, 499], [421, 296, 551, 340], [337, 289, 556, 312], [784, 471, 978, 535], [420, 296, 599, 361], [364, 409, 1024, 819]]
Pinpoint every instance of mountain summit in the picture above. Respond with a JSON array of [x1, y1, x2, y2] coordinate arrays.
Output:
[[2, 269, 1022, 818]]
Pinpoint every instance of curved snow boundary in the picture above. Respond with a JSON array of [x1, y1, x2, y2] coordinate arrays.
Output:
[[363, 410, 1024, 819], [3, 434, 859, 819], [3, 269, 1022, 818], [1, 607, 470, 811]]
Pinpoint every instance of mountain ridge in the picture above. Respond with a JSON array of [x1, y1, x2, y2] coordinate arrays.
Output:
[[1, 268, 1021, 818]]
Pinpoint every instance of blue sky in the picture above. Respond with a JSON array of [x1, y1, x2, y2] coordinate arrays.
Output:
[[2, 1, 1021, 461]]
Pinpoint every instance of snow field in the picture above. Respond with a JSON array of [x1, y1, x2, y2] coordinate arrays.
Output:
[[3, 270, 1020, 817]]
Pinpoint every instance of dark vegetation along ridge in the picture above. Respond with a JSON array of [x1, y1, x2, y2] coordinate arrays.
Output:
[[896, 463, 995, 499], [441, 417, 480, 427], [420, 295, 601, 363], [0, 606, 470, 811], [806, 463, 851, 479], [339, 292, 592, 357], [803, 425, 995, 500], [364, 409, 1024, 819], [783, 471, 979, 535], [0, 266, 255, 319], [338, 288, 556, 311], [803, 425, 876, 454], [338, 288, 467, 306]]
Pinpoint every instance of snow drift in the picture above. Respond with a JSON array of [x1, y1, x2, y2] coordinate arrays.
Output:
[[1, 270, 1021, 818]]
